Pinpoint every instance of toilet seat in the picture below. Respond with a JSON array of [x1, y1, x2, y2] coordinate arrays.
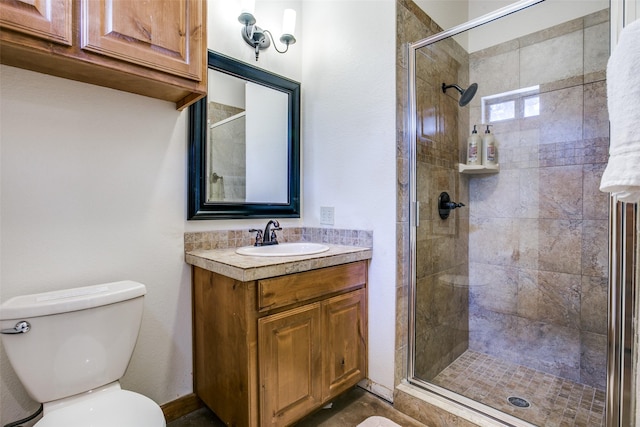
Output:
[[34, 382, 166, 427]]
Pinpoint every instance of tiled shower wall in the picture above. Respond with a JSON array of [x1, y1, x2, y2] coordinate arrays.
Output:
[[413, 35, 471, 380], [394, 2, 482, 424], [466, 9, 610, 390]]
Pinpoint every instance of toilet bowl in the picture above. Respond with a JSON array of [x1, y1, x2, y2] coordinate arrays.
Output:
[[34, 382, 165, 427], [0, 281, 166, 427]]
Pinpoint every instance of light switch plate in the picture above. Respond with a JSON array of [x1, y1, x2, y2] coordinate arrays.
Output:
[[320, 206, 335, 225]]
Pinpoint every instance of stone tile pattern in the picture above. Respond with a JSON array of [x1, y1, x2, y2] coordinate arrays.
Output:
[[432, 350, 605, 427], [466, 9, 610, 391], [184, 227, 373, 253], [409, 2, 472, 382], [396, 0, 438, 391]]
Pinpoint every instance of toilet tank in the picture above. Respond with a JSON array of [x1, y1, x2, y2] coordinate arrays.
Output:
[[0, 281, 146, 403]]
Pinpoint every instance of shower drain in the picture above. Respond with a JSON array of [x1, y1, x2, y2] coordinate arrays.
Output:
[[507, 396, 531, 408]]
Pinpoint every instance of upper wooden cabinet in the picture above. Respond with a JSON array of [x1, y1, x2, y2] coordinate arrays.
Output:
[[0, 0, 73, 45], [0, 0, 206, 110], [81, 0, 202, 81]]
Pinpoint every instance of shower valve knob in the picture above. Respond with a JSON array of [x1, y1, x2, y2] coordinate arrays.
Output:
[[445, 202, 465, 209], [438, 192, 465, 219]]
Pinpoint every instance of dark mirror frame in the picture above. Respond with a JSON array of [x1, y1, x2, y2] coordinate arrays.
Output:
[[188, 50, 301, 220]]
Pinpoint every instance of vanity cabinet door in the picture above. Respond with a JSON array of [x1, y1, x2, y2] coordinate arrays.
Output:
[[322, 289, 367, 400], [0, 0, 72, 45], [80, 0, 203, 81], [259, 303, 323, 427]]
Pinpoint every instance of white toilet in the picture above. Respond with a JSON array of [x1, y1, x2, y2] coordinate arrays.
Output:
[[0, 280, 166, 427]]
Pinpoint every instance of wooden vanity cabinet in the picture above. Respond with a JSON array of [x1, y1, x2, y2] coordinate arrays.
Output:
[[193, 261, 368, 427], [0, 0, 206, 110]]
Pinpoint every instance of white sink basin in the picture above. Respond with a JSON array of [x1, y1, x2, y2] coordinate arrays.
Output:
[[235, 242, 330, 257]]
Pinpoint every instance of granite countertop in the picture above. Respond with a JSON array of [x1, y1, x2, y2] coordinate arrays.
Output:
[[185, 244, 372, 282]]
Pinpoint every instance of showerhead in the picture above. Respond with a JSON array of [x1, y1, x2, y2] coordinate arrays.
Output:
[[442, 82, 478, 107]]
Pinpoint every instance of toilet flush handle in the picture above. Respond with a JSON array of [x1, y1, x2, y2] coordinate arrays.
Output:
[[1, 320, 30, 334]]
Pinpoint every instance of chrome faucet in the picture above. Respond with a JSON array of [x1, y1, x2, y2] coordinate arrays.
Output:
[[262, 219, 281, 246]]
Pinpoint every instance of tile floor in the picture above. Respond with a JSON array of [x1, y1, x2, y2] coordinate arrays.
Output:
[[168, 350, 607, 427], [431, 350, 606, 427], [166, 387, 426, 427]]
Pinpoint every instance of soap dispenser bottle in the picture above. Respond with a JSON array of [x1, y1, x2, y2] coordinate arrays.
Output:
[[467, 125, 481, 165], [481, 124, 497, 166]]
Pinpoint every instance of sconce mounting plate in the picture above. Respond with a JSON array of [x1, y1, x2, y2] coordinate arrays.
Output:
[[242, 25, 271, 50]]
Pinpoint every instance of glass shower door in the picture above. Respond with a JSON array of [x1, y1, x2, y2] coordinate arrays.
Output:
[[409, 2, 611, 425]]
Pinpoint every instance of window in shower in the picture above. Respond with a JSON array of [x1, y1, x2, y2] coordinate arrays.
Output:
[[408, 2, 610, 426], [523, 95, 540, 117], [487, 99, 515, 121], [481, 86, 540, 123]]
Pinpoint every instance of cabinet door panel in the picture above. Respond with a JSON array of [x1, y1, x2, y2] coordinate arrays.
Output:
[[0, 0, 72, 45], [322, 290, 367, 400], [80, 0, 203, 80], [259, 303, 322, 427]]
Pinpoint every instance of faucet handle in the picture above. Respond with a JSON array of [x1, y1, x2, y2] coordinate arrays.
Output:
[[249, 228, 263, 246], [270, 226, 282, 243]]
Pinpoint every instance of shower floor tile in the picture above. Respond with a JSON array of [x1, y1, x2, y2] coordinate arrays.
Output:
[[431, 350, 605, 427]]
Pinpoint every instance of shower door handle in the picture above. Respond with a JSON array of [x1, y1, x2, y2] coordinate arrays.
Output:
[[1, 321, 30, 334]]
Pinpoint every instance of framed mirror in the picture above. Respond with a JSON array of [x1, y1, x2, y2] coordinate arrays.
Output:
[[188, 51, 300, 219]]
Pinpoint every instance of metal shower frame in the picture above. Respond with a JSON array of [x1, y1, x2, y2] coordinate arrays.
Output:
[[406, 0, 637, 425]]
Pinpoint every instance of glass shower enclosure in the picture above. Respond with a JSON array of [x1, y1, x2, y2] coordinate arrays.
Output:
[[406, 1, 619, 425]]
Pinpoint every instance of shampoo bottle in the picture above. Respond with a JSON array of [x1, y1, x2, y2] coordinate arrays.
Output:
[[482, 125, 497, 166], [467, 125, 481, 165]]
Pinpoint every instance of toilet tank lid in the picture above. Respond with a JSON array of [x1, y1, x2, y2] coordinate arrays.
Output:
[[0, 281, 146, 320]]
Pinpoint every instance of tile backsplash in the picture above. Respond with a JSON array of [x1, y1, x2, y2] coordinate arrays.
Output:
[[184, 227, 373, 252]]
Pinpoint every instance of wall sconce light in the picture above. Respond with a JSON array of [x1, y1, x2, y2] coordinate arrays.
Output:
[[238, 0, 296, 61]]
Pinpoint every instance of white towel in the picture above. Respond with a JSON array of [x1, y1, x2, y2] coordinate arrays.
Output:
[[600, 18, 640, 202]]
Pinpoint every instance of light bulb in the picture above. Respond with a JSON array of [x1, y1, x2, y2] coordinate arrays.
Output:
[[241, 0, 255, 14], [281, 9, 296, 36]]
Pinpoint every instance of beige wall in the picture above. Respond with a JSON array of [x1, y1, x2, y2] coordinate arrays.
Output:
[[0, 67, 194, 422], [298, 0, 397, 399]]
